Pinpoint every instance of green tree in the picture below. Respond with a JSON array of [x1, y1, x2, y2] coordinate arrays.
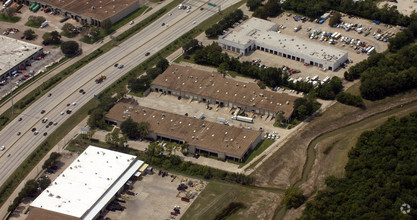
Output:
[[3, 7, 17, 18], [156, 58, 169, 72], [23, 29, 36, 40], [61, 41, 79, 57], [42, 31, 61, 45], [87, 108, 106, 129], [120, 118, 139, 139], [283, 187, 305, 209], [138, 122, 150, 139], [247, 0, 262, 11], [61, 23, 75, 35], [147, 142, 164, 157], [257, 81, 266, 89], [329, 12, 342, 27], [38, 177, 51, 190], [105, 129, 120, 147], [182, 39, 199, 54], [23, 179, 39, 197]]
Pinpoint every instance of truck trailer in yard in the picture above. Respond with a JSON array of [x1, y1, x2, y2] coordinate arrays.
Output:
[[232, 115, 254, 123]]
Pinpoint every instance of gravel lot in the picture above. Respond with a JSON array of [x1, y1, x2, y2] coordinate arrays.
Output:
[[105, 171, 206, 220]]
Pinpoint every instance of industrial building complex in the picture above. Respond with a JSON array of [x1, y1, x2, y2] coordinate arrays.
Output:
[[218, 17, 349, 71], [0, 36, 43, 81], [27, 146, 145, 220], [19, 0, 141, 26], [151, 64, 297, 119], [105, 101, 263, 161]]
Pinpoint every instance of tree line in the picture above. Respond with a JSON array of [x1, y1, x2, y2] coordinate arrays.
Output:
[[282, 0, 412, 26], [301, 112, 417, 219], [344, 44, 417, 101], [205, 9, 244, 38], [247, 0, 282, 19]]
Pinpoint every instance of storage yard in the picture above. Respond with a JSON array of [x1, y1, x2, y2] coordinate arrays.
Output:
[[235, 11, 400, 81], [105, 170, 206, 220]]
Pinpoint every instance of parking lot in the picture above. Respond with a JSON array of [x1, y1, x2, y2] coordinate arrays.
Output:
[[105, 170, 206, 220]]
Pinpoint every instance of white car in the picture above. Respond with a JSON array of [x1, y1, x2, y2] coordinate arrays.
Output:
[[60, 111, 64, 115], [0, 145, 5, 151], [192, 21, 196, 24], [129, 21, 134, 25], [42, 118, 48, 123], [72, 102, 76, 106]]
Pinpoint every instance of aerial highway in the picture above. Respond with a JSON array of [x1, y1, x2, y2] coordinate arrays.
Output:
[[0, 0, 239, 187]]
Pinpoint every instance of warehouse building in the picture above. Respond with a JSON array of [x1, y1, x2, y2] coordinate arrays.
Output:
[[218, 17, 349, 71], [0, 36, 43, 81], [105, 101, 263, 162], [27, 146, 145, 220], [18, 0, 140, 26], [151, 64, 297, 119]]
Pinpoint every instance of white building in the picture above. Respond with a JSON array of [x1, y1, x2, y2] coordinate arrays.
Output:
[[0, 36, 43, 80], [28, 146, 144, 220], [218, 17, 348, 71]]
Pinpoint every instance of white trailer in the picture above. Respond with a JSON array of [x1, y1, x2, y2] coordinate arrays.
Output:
[[232, 115, 253, 123], [3, 0, 12, 8], [312, 75, 319, 81]]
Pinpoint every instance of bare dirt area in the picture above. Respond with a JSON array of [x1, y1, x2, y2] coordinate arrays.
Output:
[[182, 181, 282, 220], [104, 170, 206, 220], [378, 0, 417, 16], [252, 83, 417, 192]]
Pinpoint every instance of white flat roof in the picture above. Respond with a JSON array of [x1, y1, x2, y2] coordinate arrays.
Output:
[[0, 36, 41, 76], [222, 17, 347, 62], [31, 146, 142, 219]]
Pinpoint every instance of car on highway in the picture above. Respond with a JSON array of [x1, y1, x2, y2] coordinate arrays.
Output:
[[72, 102, 76, 106], [40, 110, 45, 114], [34, 131, 39, 135], [79, 89, 84, 93], [192, 21, 196, 24], [145, 52, 150, 56], [32, 128, 36, 132], [7, 153, 11, 157], [60, 111, 64, 115], [66, 109, 72, 114], [66, 103, 70, 107], [42, 118, 48, 123], [17, 132, 21, 136], [48, 121, 53, 126], [48, 93, 52, 97], [129, 21, 134, 25], [200, 8, 204, 10], [162, 23, 165, 26], [0, 146, 5, 151], [117, 64, 124, 69], [18, 117, 22, 121], [54, 122, 58, 126], [43, 132, 47, 136]]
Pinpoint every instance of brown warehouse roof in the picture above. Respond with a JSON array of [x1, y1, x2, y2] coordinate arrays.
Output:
[[152, 64, 297, 118], [105, 102, 262, 159], [40, 0, 138, 21]]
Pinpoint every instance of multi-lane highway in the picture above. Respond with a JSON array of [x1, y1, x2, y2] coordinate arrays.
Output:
[[0, 0, 239, 186]]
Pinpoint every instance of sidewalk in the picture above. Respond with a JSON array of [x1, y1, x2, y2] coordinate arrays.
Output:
[[0, 0, 173, 114]]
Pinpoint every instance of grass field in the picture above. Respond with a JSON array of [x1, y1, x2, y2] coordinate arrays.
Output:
[[0, 15, 20, 23], [239, 139, 274, 168], [182, 181, 282, 220], [25, 20, 41, 28]]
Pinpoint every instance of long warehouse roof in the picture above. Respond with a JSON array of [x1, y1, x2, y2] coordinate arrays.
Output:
[[105, 102, 262, 158], [152, 64, 297, 118]]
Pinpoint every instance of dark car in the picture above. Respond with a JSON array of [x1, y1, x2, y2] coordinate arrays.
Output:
[[114, 63, 118, 67], [32, 128, 36, 132], [41, 110, 45, 114], [48, 93, 52, 97], [66, 109, 72, 114], [18, 117, 22, 121], [161, 23, 165, 26], [17, 132, 21, 136], [48, 121, 53, 126], [79, 89, 84, 93], [145, 52, 150, 56], [43, 132, 48, 136]]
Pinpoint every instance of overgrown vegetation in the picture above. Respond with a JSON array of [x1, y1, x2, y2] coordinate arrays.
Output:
[[25, 16, 46, 28], [283, 187, 306, 209], [8, 176, 51, 213], [42, 152, 61, 170], [252, 0, 282, 19], [336, 92, 364, 107], [283, 0, 412, 26], [301, 112, 417, 219]]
